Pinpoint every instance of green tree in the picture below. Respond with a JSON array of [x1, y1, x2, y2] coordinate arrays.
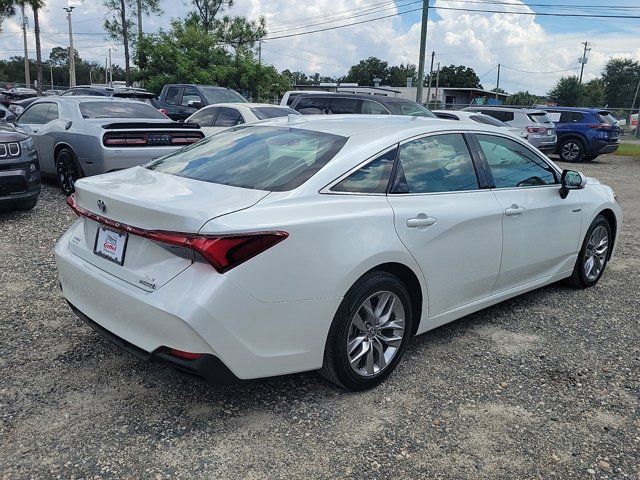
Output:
[[341, 57, 390, 86], [602, 58, 640, 108], [505, 90, 541, 106], [427, 65, 482, 89], [388, 63, 416, 87], [104, 0, 161, 86], [547, 76, 584, 106], [583, 78, 605, 107], [0, 0, 16, 31]]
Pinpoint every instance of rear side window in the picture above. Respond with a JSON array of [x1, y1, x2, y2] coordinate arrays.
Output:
[[164, 87, 180, 105], [361, 100, 389, 115], [214, 107, 244, 127], [391, 134, 479, 194], [469, 114, 506, 127], [481, 110, 513, 122], [386, 102, 436, 117], [528, 113, 553, 124], [79, 101, 167, 119], [327, 98, 359, 114], [45, 103, 59, 121], [331, 148, 397, 194], [148, 126, 348, 192]]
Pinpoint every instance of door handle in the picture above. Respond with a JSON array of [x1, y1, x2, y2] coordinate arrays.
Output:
[[504, 204, 525, 216], [406, 213, 437, 228]]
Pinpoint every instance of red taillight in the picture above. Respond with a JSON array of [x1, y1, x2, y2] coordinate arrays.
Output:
[[526, 126, 546, 134], [167, 348, 202, 360], [66, 193, 288, 273], [103, 133, 148, 146], [588, 123, 611, 129]]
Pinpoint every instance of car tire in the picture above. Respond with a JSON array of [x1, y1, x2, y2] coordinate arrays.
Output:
[[559, 138, 585, 162], [320, 271, 413, 390], [56, 148, 83, 197], [566, 215, 612, 289]]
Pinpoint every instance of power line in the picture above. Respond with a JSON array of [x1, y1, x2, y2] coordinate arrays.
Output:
[[500, 64, 579, 74]]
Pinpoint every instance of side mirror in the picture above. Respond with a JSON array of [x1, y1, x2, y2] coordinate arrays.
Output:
[[187, 100, 202, 109], [559, 169, 586, 199]]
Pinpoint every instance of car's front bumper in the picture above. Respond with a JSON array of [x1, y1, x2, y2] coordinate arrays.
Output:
[[0, 157, 41, 206], [54, 228, 340, 381]]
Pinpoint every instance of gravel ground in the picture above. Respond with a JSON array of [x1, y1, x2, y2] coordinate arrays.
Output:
[[1, 155, 639, 479]]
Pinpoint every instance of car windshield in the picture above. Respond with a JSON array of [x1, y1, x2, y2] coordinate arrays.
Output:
[[250, 106, 299, 120], [527, 112, 553, 124], [148, 126, 347, 192], [469, 114, 508, 127], [385, 101, 436, 117], [79, 101, 166, 119], [201, 87, 247, 104]]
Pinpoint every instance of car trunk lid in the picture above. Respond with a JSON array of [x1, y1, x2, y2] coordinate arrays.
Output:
[[66, 167, 269, 291]]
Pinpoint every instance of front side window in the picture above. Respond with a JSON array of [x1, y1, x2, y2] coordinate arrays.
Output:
[[477, 134, 557, 188], [361, 100, 389, 115], [331, 148, 397, 194], [18, 103, 51, 124], [294, 96, 327, 114], [214, 107, 244, 127], [189, 107, 218, 127], [181, 87, 202, 107], [327, 98, 359, 114], [391, 133, 479, 194], [148, 126, 347, 192], [201, 87, 247, 104]]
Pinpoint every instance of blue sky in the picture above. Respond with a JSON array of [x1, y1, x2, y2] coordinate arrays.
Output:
[[1, 0, 639, 95]]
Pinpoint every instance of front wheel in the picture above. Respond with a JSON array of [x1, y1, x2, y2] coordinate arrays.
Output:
[[567, 215, 612, 288], [320, 271, 413, 390], [56, 148, 83, 197], [559, 138, 585, 162]]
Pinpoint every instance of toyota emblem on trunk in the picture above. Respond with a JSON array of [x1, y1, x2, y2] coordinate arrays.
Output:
[[97, 199, 106, 213]]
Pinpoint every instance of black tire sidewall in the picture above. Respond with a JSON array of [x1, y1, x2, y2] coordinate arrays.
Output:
[[559, 138, 585, 162], [326, 272, 413, 390], [575, 215, 611, 287], [56, 149, 81, 197]]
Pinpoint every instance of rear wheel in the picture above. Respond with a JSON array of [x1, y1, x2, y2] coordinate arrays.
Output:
[[567, 215, 611, 288], [56, 148, 83, 197], [320, 271, 413, 390], [559, 138, 585, 162]]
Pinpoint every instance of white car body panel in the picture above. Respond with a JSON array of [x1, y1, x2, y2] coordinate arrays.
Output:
[[54, 115, 622, 380]]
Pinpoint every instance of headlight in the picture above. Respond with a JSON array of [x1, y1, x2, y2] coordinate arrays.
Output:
[[20, 137, 34, 150]]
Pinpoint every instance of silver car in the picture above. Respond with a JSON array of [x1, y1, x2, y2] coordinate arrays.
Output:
[[463, 106, 556, 153], [14, 97, 204, 195]]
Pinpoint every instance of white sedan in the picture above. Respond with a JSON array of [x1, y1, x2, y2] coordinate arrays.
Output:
[[54, 115, 621, 390], [432, 109, 528, 139], [185, 102, 299, 136]]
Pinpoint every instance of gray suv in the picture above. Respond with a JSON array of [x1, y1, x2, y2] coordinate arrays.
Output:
[[463, 106, 556, 153]]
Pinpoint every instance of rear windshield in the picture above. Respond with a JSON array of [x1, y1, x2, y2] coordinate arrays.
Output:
[[201, 87, 247, 104], [385, 101, 436, 117], [79, 101, 166, 119], [598, 112, 618, 125], [527, 113, 552, 124], [250, 106, 299, 120], [469, 114, 507, 127], [147, 126, 347, 192]]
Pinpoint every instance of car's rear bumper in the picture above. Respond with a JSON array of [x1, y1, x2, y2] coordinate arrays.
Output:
[[592, 142, 619, 155], [54, 227, 340, 380]]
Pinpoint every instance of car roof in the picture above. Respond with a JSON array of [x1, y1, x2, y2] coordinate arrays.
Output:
[[537, 105, 609, 113], [166, 84, 230, 89], [200, 102, 289, 109], [250, 114, 506, 138], [295, 92, 418, 104], [464, 106, 546, 114]]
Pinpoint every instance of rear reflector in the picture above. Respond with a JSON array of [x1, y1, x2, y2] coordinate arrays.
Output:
[[168, 348, 203, 360], [67, 194, 288, 273]]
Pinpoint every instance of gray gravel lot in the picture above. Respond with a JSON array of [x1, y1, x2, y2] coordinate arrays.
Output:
[[1, 155, 639, 479]]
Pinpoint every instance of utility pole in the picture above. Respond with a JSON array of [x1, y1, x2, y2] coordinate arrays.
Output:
[[136, 0, 143, 66], [425, 51, 435, 108], [578, 41, 591, 84], [258, 40, 262, 66], [434, 62, 440, 107], [63, 6, 76, 87], [108, 48, 112, 86], [496, 63, 501, 99], [21, 4, 30, 88], [50, 64, 53, 90], [415, 0, 430, 103], [105, 57, 108, 85], [628, 76, 640, 130]]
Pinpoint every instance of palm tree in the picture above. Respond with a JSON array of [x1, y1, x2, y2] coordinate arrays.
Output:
[[29, 0, 44, 95], [0, 0, 17, 30]]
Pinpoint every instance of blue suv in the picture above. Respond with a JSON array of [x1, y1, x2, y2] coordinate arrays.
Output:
[[540, 107, 619, 162]]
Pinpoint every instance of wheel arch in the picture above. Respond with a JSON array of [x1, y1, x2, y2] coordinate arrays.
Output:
[[362, 262, 424, 336], [597, 208, 617, 260], [558, 133, 587, 149], [54, 142, 79, 162]]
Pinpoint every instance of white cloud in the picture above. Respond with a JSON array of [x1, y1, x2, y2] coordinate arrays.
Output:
[[1, 0, 639, 95]]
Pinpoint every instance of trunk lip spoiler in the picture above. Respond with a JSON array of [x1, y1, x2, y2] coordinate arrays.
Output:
[[100, 122, 202, 130]]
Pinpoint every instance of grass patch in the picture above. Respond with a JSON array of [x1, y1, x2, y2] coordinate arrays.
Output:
[[616, 142, 640, 157]]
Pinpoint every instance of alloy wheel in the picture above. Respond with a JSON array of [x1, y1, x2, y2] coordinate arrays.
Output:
[[57, 152, 77, 196], [583, 225, 609, 281], [346, 291, 405, 377], [561, 142, 581, 162]]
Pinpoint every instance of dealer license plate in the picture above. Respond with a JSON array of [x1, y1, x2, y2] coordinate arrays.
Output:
[[94, 226, 128, 265]]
